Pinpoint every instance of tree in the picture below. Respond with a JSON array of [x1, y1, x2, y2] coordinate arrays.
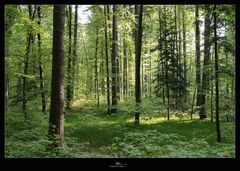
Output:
[[104, 5, 111, 114], [94, 27, 100, 111], [182, 6, 187, 102], [135, 4, 143, 125], [195, 5, 204, 119], [5, 5, 17, 112], [72, 5, 78, 102], [123, 5, 128, 101], [49, 5, 66, 148], [66, 5, 72, 110], [199, 5, 211, 118], [214, 5, 221, 143], [37, 5, 46, 114], [111, 5, 118, 114], [22, 5, 36, 121]]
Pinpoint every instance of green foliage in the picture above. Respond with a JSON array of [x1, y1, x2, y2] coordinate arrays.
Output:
[[112, 129, 235, 158]]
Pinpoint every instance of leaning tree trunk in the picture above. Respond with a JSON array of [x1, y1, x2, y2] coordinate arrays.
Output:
[[49, 5, 66, 148]]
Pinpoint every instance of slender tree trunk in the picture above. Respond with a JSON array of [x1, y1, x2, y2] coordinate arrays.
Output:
[[149, 43, 152, 98], [174, 5, 179, 107], [163, 6, 170, 120], [49, 5, 66, 148], [182, 7, 187, 103], [23, 5, 35, 121], [158, 9, 165, 104], [199, 4, 211, 119], [104, 5, 111, 114], [94, 28, 100, 111], [37, 6, 46, 114], [141, 57, 144, 98], [101, 42, 105, 96], [66, 5, 72, 110], [178, 6, 182, 104], [5, 5, 17, 112], [210, 52, 214, 122], [191, 84, 197, 120], [123, 16, 128, 101], [72, 5, 78, 102], [111, 5, 118, 114], [214, 5, 221, 143], [135, 5, 143, 125], [195, 5, 204, 118]]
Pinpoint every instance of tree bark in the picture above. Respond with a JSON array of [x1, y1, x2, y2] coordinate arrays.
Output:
[[199, 4, 211, 119], [23, 5, 36, 121], [5, 5, 17, 112], [37, 6, 46, 114], [135, 5, 143, 125], [72, 5, 78, 102], [123, 7, 128, 101], [94, 28, 100, 111], [49, 5, 66, 148], [195, 5, 204, 119], [182, 7, 187, 103], [214, 5, 221, 143], [66, 5, 72, 110], [111, 5, 118, 114], [104, 5, 111, 114]]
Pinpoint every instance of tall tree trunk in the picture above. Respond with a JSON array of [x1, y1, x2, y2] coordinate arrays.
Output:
[[178, 6, 182, 104], [163, 6, 170, 120], [195, 5, 203, 118], [101, 41, 105, 96], [72, 5, 78, 102], [149, 42, 152, 98], [104, 5, 111, 114], [66, 5, 72, 110], [135, 5, 143, 125], [158, 9, 165, 104], [210, 51, 214, 122], [123, 6, 128, 101], [199, 4, 211, 119], [174, 5, 179, 107], [94, 28, 100, 111], [5, 5, 17, 112], [182, 7, 187, 103], [23, 5, 36, 121], [37, 6, 46, 114], [111, 5, 118, 113], [214, 5, 221, 143], [49, 5, 66, 148], [141, 56, 144, 98]]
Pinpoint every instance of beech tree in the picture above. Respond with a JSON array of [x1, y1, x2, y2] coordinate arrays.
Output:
[[49, 5, 66, 148]]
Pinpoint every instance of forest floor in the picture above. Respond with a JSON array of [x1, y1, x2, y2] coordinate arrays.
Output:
[[5, 99, 235, 158]]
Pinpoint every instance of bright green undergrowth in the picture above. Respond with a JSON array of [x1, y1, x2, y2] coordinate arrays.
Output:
[[5, 100, 235, 158]]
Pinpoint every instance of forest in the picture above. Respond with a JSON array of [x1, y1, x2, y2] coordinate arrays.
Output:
[[5, 4, 235, 158]]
